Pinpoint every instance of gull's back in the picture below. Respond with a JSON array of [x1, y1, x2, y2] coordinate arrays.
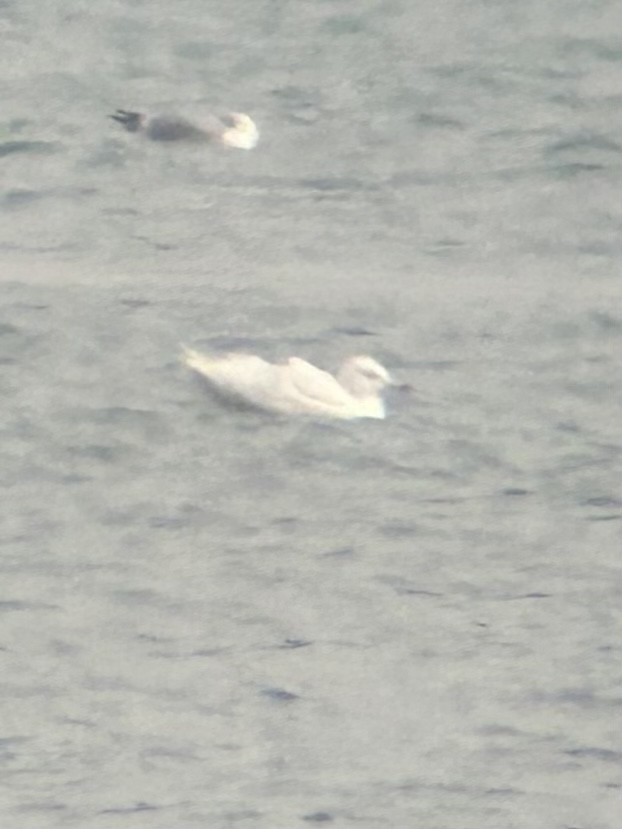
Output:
[[185, 351, 289, 410], [144, 115, 212, 142]]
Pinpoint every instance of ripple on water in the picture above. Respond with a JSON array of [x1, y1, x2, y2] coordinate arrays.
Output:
[[0, 140, 58, 158]]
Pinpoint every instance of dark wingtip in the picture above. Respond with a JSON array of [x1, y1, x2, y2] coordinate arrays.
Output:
[[108, 109, 143, 132]]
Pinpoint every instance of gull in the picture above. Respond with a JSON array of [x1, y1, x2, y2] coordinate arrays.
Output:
[[183, 348, 398, 419], [109, 109, 259, 149]]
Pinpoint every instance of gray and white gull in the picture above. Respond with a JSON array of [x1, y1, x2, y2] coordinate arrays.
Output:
[[110, 109, 259, 149]]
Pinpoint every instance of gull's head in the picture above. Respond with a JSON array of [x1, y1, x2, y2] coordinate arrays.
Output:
[[221, 112, 259, 149], [338, 355, 393, 399]]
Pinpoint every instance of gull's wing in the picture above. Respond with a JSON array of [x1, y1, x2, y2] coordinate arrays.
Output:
[[184, 350, 273, 388], [145, 115, 213, 142], [184, 350, 287, 408], [184, 350, 355, 416], [283, 358, 353, 409]]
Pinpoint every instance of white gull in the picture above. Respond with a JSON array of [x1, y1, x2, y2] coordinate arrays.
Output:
[[183, 348, 397, 419]]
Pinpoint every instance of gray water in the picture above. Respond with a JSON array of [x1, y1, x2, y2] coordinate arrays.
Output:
[[1, 1, 621, 827]]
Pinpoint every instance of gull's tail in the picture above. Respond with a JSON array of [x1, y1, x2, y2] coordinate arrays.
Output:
[[109, 109, 144, 132], [181, 345, 213, 377]]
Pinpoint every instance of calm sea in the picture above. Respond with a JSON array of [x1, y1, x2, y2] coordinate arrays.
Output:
[[1, 1, 621, 826]]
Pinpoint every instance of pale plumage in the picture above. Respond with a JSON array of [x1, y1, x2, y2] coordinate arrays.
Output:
[[183, 348, 395, 419]]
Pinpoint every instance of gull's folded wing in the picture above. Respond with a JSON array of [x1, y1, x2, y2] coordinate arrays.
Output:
[[285, 358, 352, 408]]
